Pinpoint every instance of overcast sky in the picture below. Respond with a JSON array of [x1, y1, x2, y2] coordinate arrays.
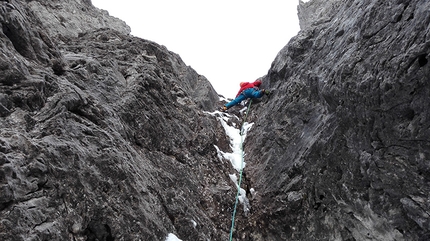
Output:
[[91, 0, 305, 98]]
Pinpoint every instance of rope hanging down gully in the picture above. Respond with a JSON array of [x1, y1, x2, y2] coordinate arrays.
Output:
[[229, 99, 252, 241]]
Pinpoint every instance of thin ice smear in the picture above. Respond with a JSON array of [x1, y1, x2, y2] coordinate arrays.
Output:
[[165, 110, 254, 240], [212, 110, 254, 214], [213, 112, 254, 172], [229, 174, 251, 215]]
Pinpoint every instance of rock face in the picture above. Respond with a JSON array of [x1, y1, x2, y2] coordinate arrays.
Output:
[[0, 1, 232, 240], [1, 0, 430, 240], [297, 0, 342, 30], [28, 0, 131, 38], [244, 0, 430, 240]]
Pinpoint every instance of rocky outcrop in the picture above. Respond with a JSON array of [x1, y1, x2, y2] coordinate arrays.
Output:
[[297, 0, 341, 30], [0, 1, 233, 240], [28, 0, 131, 38], [244, 0, 430, 240]]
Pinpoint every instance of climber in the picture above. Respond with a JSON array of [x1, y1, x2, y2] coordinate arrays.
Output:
[[220, 79, 270, 112]]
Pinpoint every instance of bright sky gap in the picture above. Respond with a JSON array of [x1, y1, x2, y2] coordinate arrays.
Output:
[[91, 0, 302, 98]]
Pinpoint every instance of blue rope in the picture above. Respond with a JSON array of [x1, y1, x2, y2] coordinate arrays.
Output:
[[229, 99, 252, 241]]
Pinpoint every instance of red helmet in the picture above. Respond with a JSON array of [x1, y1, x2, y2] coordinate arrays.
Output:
[[254, 79, 262, 86]]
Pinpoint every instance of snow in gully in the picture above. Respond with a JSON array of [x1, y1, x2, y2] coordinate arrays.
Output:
[[165, 103, 254, 240]]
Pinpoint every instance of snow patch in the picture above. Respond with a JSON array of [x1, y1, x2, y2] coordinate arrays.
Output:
[[229, 174, 251, 215], [165, 233, 182, 241], [208, 109, 256, 216], [219, 96, 230, 102], [191, 219, 197, 228], [217, 117, 254, 172]]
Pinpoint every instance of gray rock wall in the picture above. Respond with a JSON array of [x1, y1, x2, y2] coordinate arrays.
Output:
[[0, 1, 231, 240], [298, 0, 343, 30], [28, 0, 131, 38], [245, 0, 430, 240]]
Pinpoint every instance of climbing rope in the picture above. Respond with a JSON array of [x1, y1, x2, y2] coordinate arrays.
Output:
[[229, 99, 253, 241]]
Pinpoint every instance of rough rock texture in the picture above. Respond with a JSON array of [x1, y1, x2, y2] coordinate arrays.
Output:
[[1, 0, 430, 240], [0, 0, 233, 240], [27, 0, 131, 38], [244, 0, 430, 240], [298, 0, 342, 30]]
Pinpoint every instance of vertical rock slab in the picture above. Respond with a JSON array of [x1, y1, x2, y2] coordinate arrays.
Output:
[[245, 0, 430, 240]]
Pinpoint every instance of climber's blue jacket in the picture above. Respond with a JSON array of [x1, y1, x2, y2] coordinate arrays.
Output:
[[225, 87, 264, 109]]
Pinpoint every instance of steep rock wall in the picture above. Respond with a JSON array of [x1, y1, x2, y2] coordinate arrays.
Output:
[[0, 1, 233, 240], [244, 0, 430, 240]]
